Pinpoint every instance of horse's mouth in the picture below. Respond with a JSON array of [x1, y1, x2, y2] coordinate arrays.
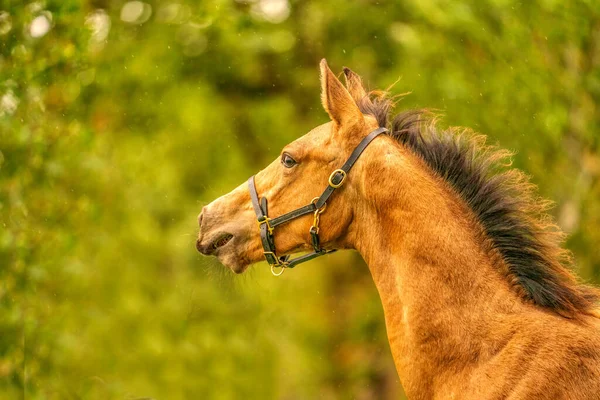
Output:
[[196, 232, 234, 255], [210, 233, 234, 252]]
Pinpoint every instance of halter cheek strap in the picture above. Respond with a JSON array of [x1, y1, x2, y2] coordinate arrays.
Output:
[[248, 127, 388, 276]]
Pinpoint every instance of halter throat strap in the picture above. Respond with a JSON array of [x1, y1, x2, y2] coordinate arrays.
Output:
[[248, 126, 388, 274]]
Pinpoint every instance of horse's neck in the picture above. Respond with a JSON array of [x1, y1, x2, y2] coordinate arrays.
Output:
[[352, 151, 524, 395]]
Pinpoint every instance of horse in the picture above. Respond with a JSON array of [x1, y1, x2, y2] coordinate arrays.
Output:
[[196, 59, 600, 399]]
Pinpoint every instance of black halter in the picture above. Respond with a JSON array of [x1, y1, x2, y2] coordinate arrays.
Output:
[[248, 127, 388, 276]]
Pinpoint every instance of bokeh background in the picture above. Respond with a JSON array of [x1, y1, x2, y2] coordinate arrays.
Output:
[[1, 0, 600, 399]]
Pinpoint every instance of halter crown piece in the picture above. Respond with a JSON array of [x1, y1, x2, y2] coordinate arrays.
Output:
[[248, 127, 388, 276]]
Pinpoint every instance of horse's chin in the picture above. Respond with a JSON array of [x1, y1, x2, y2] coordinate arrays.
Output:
[[217, 252, 251, 274], [229, 262, 250, 274]]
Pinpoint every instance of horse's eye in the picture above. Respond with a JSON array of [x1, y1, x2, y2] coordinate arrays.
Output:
[[281, 153, 297, 168]]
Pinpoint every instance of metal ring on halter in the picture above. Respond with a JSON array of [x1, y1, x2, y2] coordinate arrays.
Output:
[[270, 263, 285, 276], [311, 197, 327, 213]]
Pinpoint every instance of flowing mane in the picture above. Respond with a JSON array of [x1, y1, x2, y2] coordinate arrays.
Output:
[[355, 91, 600, 318]]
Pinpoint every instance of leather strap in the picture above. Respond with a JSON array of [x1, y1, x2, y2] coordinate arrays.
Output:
[[314, 127, 387, 209], [248, 176, 282, 265], [286, 249, 336, 269], [271, 204, 316, 227], [248, 126, 388, 271], [309, 227, 320, 252]]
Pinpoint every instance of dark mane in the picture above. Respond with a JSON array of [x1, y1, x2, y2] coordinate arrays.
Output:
[[355, 92, 600, 318]]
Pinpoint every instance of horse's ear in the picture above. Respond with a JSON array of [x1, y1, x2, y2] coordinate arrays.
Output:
[[343, 67, 368, 102], [320, 59, 363, 128]]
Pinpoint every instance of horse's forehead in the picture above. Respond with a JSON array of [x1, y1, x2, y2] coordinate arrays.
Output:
[[294, 122, 333, 148]]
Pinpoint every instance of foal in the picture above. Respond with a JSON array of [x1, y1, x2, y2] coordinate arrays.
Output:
[[196, 60, 600, 399]]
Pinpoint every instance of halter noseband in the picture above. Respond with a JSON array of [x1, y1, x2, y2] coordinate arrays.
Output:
[[247, 127, 388, 276]]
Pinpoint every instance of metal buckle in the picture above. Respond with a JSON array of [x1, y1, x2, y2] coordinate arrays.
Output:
[[328, 169, 347, 188], [257, 217, 274, 235]]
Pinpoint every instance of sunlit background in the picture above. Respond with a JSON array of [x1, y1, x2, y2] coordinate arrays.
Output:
[[1, 0, 599, 399]]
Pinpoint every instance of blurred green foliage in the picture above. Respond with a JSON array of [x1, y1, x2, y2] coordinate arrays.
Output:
[[1, 0, 599, 399]]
